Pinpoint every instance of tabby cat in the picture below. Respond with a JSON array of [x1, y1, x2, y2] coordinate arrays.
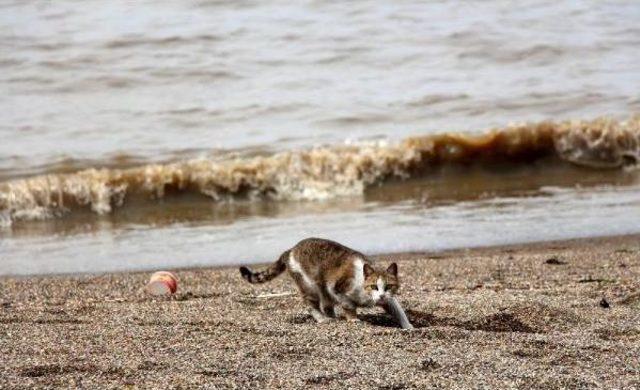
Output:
[[240, 237, 401, 323]]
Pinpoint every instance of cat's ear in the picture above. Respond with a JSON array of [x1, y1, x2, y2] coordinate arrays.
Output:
[[386, 262, 398, 276], [363, 263, 375, 278]]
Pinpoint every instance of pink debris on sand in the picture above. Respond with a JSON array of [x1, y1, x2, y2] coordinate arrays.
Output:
[[146, 271, 178, 296]]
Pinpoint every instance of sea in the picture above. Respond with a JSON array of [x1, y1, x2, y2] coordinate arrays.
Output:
[[1, 0, 639, 275]]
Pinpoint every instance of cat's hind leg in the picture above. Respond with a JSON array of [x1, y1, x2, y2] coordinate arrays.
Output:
[[287, 266, 332, 323], [305, 296, 332, 323]]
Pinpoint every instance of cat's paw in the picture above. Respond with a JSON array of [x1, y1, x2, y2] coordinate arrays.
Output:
[[311, 309, 333, 323]]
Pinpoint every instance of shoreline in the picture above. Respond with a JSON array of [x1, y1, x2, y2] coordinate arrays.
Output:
[[1, 234, 639, 388], [4, 233, 640, 278]]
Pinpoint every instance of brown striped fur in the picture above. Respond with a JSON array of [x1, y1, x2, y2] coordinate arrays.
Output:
[[240, 250, 289, 283]]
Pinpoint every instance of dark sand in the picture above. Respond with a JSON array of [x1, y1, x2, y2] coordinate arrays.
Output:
[[1, 235, 639, 389]]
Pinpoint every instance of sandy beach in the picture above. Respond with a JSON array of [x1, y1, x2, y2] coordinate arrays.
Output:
[[1, 235, 639, 389], [2, 2, 639, 389]]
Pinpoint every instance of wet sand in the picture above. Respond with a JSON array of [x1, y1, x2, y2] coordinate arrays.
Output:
[[1, 235, 639, 389]]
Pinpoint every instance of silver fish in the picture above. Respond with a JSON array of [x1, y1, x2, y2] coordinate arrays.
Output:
[[383, 296, 414, 330]]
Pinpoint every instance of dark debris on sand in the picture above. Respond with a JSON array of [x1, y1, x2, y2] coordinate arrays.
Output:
[[544, 257, 566, 265]]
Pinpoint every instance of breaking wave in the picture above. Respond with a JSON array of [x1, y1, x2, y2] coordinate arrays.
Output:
[[1, 117, 638, 226]]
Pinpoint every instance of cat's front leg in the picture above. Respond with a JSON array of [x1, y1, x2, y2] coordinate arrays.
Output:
[[333, 303, 359, 322], [342, 307, 359, 322]]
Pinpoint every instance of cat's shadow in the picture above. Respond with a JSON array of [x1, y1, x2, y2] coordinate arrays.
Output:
[[359, 309, 437, 329], [361, 309, 540, 333], [288, 309, 439, 328], [290, 308, 543, 333]]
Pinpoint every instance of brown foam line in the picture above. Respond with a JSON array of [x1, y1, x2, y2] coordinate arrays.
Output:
[[0, 116, 638, 224]]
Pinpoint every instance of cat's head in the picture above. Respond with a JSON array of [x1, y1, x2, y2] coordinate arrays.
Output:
[[363, 262, 399, 305]]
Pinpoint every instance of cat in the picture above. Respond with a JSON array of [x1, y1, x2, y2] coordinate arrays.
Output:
[[239, 237, 401, 324]]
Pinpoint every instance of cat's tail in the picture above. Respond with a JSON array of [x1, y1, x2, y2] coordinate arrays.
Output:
[[239, 250, 289, 284]]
